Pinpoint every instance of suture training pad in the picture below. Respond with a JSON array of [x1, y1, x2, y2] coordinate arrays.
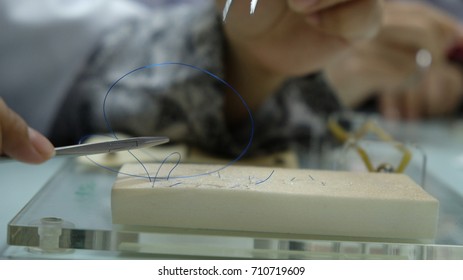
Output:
[[111, 163, 439, 240]]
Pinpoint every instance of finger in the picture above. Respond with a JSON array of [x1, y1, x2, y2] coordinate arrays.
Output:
[[288, 0, 350, 14], [426, 65, 463, 116], [289, 0, 383, 41], [0, 98, 54, 163], [422, 70, 442, 117], [350, 42, 418, 90], [402, 88, 423, 120], [380, 1, 462, 63], [378, 88, 421, 120], [378, 92, 401, 120]]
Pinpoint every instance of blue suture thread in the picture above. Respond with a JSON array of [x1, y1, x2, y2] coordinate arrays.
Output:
[[100, 62, 255, 181], [150, 152, 182, 187], [167, 182, 182, 188], [78, 134, 93, 145], [83, 154, 153, 180], [102, 66, 145, 139], [129, 149, 152, 181], [255, 170, 275, 185], [100, 66, 153, 184], [79, 134, 152, 181]]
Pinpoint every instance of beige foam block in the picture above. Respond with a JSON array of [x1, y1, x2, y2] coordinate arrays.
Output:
[[111, 163, 439, 240]]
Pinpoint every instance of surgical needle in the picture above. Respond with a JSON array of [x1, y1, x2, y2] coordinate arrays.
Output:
[[223, 0, 259, 21]]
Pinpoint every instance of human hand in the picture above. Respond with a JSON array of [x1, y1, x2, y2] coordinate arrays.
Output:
[[0, 98, 54, 163], [217, 0, 383, 121], [377, 62, 463, 120], [324, 1, 463, 119]]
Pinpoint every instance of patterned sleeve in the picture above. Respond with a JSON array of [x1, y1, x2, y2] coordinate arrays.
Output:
[[50, 2, 343, 157]]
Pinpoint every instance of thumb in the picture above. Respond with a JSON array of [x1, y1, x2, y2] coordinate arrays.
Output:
[[0, 99, 55, 164], [289, 0, 383, 41]]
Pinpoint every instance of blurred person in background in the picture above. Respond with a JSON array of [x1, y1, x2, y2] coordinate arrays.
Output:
[[1, 0, 384, 163]]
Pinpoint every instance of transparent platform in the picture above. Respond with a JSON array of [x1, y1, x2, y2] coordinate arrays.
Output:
[[6, 157, 463, 259]]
